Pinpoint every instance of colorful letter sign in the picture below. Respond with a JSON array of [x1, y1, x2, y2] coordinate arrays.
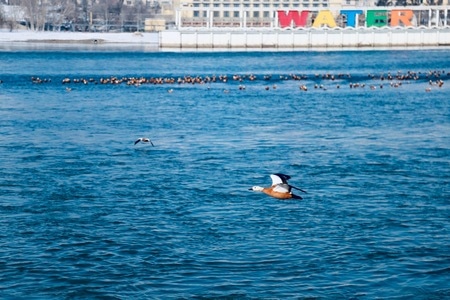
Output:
[[277, 9, 416, 28]]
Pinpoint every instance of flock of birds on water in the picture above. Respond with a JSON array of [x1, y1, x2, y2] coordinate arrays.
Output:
[[0, 69, 446, 93]]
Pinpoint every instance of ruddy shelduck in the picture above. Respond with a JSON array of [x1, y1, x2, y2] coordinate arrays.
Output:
[[249, 173, 306, 200]]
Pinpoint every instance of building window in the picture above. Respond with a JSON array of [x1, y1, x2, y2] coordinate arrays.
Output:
[[263, 11, 270, 18], [214, 11, 219, 17], [254, 11, 260, 18], [233, 11, 240, 17], [224, 11, 230, 17]]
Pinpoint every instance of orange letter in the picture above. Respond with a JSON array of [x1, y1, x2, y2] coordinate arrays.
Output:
[[390, 10, 413, 27], [312, 10, 337, 28]]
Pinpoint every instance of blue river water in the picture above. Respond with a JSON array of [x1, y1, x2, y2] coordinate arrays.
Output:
[[0, 48, 449, 299]]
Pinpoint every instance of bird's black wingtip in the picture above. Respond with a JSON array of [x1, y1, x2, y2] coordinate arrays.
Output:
[[272, 173, 292, 183], [273, 173, 291, 178]]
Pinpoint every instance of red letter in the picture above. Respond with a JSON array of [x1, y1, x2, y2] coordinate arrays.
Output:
[[277, 10, 309, 28]]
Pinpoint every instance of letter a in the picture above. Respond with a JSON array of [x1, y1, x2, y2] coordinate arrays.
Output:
[[313, 10, 337, 28]]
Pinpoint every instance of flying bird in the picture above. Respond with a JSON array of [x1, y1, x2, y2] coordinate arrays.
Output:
[[134, 137, 154, 146], [249, 173, 306, 200]]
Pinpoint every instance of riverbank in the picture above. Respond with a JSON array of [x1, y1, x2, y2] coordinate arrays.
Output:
[[0, 30, 159, 45]]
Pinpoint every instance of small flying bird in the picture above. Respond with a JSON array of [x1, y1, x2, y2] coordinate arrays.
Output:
[[249, 173, 306, 200], [134, 137, 154, 146]]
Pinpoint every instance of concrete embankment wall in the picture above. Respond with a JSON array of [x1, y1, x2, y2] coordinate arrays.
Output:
[[160, 27, 450, 49]]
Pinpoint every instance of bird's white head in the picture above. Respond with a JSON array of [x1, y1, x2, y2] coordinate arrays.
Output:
[[249, 186, 264, 192]]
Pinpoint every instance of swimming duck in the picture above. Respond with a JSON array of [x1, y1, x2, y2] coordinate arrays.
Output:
[[249, 173, 306, 200]]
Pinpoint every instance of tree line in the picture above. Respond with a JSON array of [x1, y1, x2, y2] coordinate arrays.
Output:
[[0, 0, 162, 32]]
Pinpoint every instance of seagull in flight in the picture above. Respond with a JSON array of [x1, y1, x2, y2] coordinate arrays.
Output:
[[249, 173, 306, 200], [134, 137, 154, 146]]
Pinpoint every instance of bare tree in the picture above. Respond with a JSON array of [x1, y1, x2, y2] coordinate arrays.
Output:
[[2, 4, 25, 31], [0, 5, 5, 26], [47, 0, 76, 31], [91, 0, 123, 31], [21, 0, 47, 30], [120, 1, 151, 31]]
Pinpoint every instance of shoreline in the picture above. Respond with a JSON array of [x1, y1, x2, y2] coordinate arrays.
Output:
[[1, 29, 450, 51], [0, 30, 159, 44]]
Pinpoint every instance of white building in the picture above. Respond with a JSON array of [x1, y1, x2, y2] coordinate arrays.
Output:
[[172, 0, 346, 27]]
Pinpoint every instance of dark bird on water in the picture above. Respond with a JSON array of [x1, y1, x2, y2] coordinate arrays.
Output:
[[134, 137, 154, 146]]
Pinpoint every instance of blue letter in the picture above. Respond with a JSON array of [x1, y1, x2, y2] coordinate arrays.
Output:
[[341, 10, 363, 27]]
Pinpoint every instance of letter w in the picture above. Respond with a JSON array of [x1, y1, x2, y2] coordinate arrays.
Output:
[[277, 10, 309, 28]]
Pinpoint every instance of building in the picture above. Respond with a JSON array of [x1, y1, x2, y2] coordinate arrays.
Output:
[[171, 0, 448, 28], [172, 0, 363, 28]]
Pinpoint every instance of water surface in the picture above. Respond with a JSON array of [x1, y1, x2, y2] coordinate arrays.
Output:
[[0, 49, 449, 298]]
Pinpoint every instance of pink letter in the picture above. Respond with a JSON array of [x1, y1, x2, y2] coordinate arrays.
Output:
[[277, 10, 309, 28]]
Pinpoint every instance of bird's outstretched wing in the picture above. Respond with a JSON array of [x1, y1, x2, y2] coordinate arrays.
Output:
[[134, 139, 141, 145], [290, 185, 307, 194], [271, 173, 307, 194], [270, 173, 291, 185]]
